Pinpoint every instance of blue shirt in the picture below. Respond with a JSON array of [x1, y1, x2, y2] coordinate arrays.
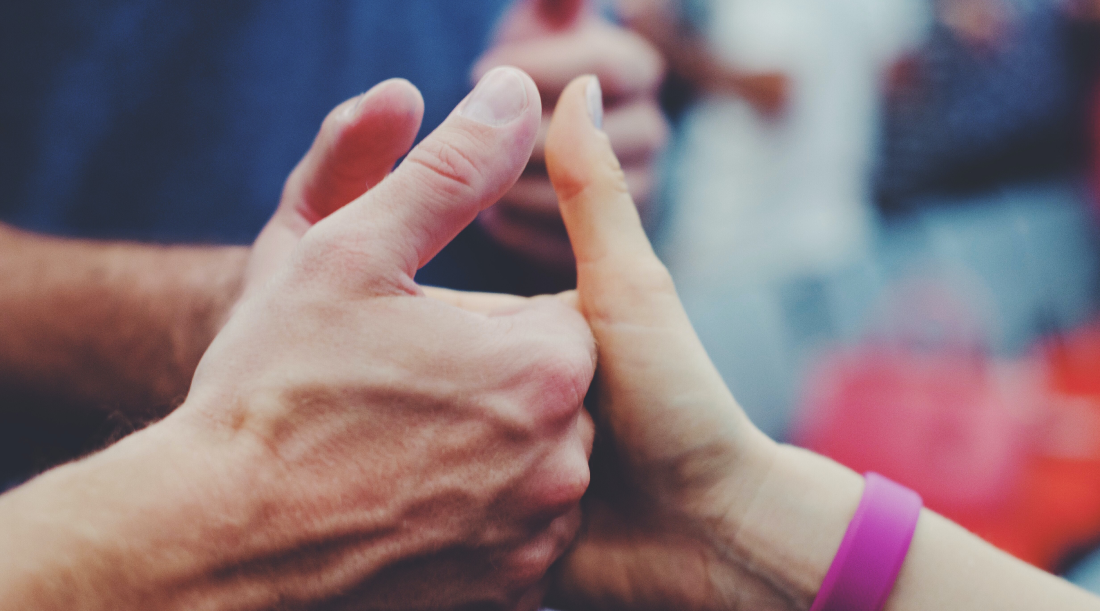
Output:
[[0, 0, 549, 291]]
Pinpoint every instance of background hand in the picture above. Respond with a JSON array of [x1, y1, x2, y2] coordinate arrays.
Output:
[[473, 0, 668, 270]]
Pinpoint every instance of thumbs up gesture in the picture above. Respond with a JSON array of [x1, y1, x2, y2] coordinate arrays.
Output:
[[157, 68, 596, 610], [473, 0, 668, 272], [541, 76, 853, 611]]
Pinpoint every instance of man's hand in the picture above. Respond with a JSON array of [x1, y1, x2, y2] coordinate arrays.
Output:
[[0, 68, 596, 611], [473, 0, 668, 269]]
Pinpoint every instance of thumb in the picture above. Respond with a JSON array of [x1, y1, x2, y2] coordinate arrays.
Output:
[[547, 74, 757, 482], [308, 67, 541, 287], [495, 0, 588, 42], [547, 75, 751, 450], [546, 75, 684, 329]]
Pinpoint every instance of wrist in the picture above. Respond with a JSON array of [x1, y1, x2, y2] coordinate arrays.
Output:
[[713, 444, 865, 611]]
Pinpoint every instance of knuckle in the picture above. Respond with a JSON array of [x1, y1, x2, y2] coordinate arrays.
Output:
[[298, 226, 362, 269], [502, 545, 556, 591], [294, 226, 409, 293], [499, 508, 583, 591], [606, 103, 668, 157], [549, 137, 628, 205], [292, 227, 337, 274], [405, 134, 482, 199], [629, 259, 678, 301], [524, 338, 595, 426], [630, 34, 667, 87], [539, 461, 591, 513]]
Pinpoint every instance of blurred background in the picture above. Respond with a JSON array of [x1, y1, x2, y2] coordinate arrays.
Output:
[[629, 0, 1100, 591], [4, 0, 1100, 594]]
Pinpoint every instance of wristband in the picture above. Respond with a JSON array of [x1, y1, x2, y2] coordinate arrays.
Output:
[[809, 472, 923, 611]]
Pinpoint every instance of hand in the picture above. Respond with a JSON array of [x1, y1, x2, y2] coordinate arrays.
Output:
[[0, 68, 596, 611], [472, 0, 668, 269], [189, 67, 600, 610], [542, 76, 828, 611]]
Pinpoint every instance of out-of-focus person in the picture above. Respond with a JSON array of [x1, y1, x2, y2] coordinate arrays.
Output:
[[618, 0, 929, 438]]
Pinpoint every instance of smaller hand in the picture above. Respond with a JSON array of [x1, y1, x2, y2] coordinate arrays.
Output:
[[473, 0, 668, 269], [544, 76, 785, 611]]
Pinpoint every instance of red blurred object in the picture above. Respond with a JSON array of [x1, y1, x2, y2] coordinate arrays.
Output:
[[796, 324, 1100, 570]]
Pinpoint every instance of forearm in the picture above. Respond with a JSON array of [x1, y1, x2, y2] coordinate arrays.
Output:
[[724, 444, 1099, 610], [0, 416, 279, 611], [0, 425, 217, 610], [0, 224, 247, 424]]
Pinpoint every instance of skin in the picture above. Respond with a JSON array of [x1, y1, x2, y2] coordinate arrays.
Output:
[[0, 225, 246, 427], [0, 79, 424, 431], [543, 75, 1100, 611], [473, 0, 669, 271], [1, 41, 1092, 611], [0, 68, 597, 611]]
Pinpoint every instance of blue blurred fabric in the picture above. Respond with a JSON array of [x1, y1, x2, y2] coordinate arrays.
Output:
[[0, 0, 550, 292], [1067, 545, 1100, 594], [874, 3, 1094, 213]]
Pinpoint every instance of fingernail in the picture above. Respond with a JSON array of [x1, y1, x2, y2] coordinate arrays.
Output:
[[459, 67, 529, 126], [347, 91, 369, 117], [586, 76, 603, 130]]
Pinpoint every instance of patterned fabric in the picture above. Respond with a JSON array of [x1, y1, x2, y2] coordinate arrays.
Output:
[[875, 4, 1092, 212]]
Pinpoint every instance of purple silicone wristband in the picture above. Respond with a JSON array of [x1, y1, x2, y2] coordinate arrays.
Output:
[[809, 472, 923, 611]]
